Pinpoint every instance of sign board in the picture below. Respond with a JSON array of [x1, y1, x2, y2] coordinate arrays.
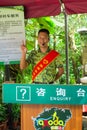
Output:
[[2, 83, 87, 104], [0, 6, 25, 65], [32, 107, 72, 130]]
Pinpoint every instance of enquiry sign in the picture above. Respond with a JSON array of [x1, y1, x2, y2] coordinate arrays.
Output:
[[2, 83, 87, 104]]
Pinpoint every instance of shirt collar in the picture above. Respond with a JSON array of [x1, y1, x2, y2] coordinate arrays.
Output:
[[38, 47, 51, 53]]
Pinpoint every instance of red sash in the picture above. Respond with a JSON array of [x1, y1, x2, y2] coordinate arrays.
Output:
[[32, 50, 60, 81]]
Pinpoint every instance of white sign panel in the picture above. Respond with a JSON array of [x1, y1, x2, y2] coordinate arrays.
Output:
[[0, 6, 25, 64]]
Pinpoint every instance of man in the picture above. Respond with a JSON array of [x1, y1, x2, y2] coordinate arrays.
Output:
[[20, 29, 64, 83]]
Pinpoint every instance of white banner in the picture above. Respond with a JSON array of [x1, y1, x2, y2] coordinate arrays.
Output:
[[0, 6, 25, 64]]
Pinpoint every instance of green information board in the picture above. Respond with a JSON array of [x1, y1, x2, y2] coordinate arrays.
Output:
[[2, 83, 87, 104]]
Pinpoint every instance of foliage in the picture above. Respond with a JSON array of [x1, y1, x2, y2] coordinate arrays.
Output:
[[67, 14, 87, 83], [0, 104, 7, 123], [11, 104, 20, 121], [36, 17, 55, 34], [0, 65, 4, 86], [16, 65, 32, 84]]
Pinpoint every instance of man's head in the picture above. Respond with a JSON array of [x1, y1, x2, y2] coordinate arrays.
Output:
[[37, 29, 50, 48], [38, 29, 50, 36]]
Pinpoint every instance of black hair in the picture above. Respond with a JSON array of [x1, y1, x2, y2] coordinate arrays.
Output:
[[38, 29, 50, 36]]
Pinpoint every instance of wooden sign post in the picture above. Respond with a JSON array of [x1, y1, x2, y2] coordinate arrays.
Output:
[[21, 104, 82, 130]]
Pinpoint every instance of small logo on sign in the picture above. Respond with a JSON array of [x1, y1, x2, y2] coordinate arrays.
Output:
[[32, 107, 72, 130]]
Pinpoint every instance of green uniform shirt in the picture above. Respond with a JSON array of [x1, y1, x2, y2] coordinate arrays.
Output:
[[26, 47, 63, 83]]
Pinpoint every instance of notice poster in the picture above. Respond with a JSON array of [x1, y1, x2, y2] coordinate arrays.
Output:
[[0, 6, 25, 64]]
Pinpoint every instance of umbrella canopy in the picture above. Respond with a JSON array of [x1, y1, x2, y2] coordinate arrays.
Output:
[[63, 0, 87, 14], [0, 0, 61, 18], [0, 0, 87, 18]]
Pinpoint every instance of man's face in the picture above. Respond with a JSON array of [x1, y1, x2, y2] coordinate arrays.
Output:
[[37, 32, 49, 48]]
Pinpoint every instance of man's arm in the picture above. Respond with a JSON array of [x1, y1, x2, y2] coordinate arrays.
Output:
[[55, 67, 64, 81], [20, 41, 28, 70]]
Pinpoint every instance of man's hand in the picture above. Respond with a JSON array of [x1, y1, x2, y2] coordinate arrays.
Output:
[[21, 40, 27, 54], [20, 40, 28, 70], [55, 67, 64, 81]]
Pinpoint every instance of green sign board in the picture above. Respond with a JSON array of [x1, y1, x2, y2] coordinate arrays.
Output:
[[2, 83, 87, 104]]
